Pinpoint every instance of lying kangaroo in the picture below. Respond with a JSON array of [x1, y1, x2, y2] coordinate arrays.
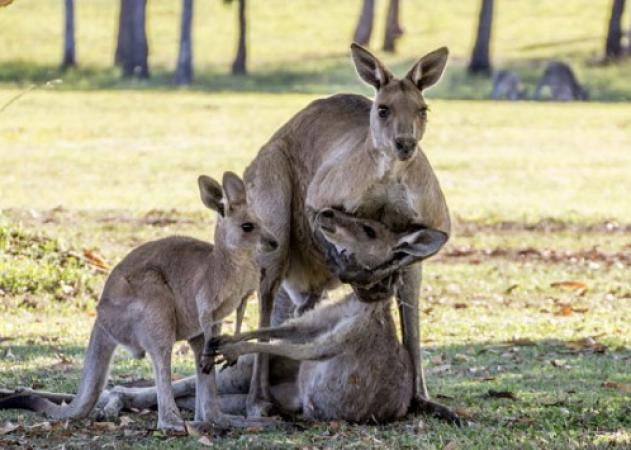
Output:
[[244, 43, 454, 421], [205, 208, 448, 423], [7, 172, 278, 431], [491, 70, 527, 100], [534, 62, 588, 101]]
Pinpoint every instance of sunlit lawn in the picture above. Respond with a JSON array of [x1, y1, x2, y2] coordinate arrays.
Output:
[[0, 87, 630, 448], [1, 0, 631, 447]]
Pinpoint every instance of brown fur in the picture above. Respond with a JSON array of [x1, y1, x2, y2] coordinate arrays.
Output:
[[243, 44, 451, 418], [7, 172, 277, 431]]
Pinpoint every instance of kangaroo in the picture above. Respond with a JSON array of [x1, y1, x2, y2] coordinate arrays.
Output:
[[4, 172, 278, 431], [204, 208, 448, 423], [491, 70, 528, 100], [243, 43, 455, 421], [534, 62, 588, 101], [0, 209, 445, 424]]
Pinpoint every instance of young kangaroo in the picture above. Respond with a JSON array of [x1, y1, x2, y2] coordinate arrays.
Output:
[[204, 208, 448, 423], [9, 172, 278, 431]]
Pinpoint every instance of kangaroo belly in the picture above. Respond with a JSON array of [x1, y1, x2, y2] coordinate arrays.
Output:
[[298, 343, 412, 423]]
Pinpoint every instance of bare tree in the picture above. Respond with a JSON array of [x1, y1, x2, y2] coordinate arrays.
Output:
[[115, 0, 149, 78], [175, 0, 194, 84], [605, 0, 626, 59], [383, 0, 404, 52], [61, 0, 76, 70], [468, 0, 494, 75], [232, 0, 247, 74], [353, 0, 374, 46]]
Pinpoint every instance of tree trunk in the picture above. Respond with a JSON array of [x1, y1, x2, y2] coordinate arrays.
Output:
[[383, 0, 403, 52], [353, 0, 374, 46], [175, 0, 194, 84], [115, 0, 149, 78], [468, 0, 494, 75], [231, 0, 247, 75], [61, 0, 76, 70], [605, 0, 626, 59]]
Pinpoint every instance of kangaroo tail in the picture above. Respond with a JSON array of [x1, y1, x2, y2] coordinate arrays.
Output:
[[0, 324, 117, 419]]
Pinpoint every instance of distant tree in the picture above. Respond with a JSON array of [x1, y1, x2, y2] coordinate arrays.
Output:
[[468, 0, 494, 75], [605, 0, 626, 59], [231, 0, 247, 74], [383, 0, 404, 52], [115, 0, 149, 78], [175, 0, 194, 84], [353, 0, 374, 46], [61, 0, 76, 70]]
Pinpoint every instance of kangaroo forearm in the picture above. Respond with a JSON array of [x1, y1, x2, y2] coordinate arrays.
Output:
[[225, 340, 342, 362]]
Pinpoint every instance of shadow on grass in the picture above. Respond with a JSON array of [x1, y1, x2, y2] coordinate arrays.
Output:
[[2, 56, 631, 101]]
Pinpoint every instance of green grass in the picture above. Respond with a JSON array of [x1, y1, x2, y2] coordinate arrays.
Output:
[[1, 1, 630, 447], [2, 0, 631, 100]]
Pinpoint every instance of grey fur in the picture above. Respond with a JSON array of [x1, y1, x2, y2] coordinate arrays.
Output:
[[243, 43, 452, 418]]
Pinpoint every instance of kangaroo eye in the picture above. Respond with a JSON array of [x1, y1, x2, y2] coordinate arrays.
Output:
[[362, 225, 377, 239], [419, 108, 428, 118], [377, 105, 390, 119], [241, 222, 255, 232]]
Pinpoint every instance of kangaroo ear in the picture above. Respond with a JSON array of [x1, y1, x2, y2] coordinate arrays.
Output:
[[393, 228, 448, 260], [350, 43, 394, 90], [405, 47, 449, 91], [222, 171, 246, 211], [198, 175, 225, 216]]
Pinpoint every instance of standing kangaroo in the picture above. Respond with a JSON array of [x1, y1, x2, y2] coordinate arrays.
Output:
[[9, 172, 278, 431], [244, 43, 454, 421], [205, 208, 448, 423]]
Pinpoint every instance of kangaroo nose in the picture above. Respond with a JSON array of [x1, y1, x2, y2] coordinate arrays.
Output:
[[267, 238, 278, 250], [394, 137, 417, 159]]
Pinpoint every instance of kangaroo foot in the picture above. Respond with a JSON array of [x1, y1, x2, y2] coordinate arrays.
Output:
[[409, 396, 464, 426], [157, 413, 186, 432], [246, 398, 275, 418]]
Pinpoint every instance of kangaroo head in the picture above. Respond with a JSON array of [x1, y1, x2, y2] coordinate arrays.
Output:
[[315, 208, 447, 270], [198, 172, 278, 256], [350, 43, 448, 162]]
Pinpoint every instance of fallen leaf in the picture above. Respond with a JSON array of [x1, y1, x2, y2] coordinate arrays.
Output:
[[551, 359, 567, 368], [551, 280, 587, 291], [566, 337, 607, 353], [328, 421, 341, 431], [119, 416, 134, 427], [93, 421, 118, 431], [505, 284, 519, 294], [83, 249, 109, 272], [486, 390, 518, 400], [505, 338, 536, 346], [453, 303, 468, 309], [428, 364, 452, 375], [0, 422, 19, 435], [28, 421, 52, 432], [602, 381, 631, 394], [443, 441, 459, 450], [454, 407, 474, 419], [198, 436, 213, 447], [556, 304, 573, 316], [430, 353, 446, 365]]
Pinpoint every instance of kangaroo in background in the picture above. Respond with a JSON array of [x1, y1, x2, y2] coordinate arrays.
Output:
[[205, 208, 448, 423], [491, 70, 528, 100], [243, 43, 455, 422], [4, 172, 278, 431], [534, 62, 588, 101]]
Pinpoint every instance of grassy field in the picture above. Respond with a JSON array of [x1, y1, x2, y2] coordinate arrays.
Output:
[[1, 0, 631, 99], [1, 0, 631, 448]]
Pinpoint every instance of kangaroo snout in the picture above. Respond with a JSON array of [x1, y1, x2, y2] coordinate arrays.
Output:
[[259, 232, 279, 253], [394, 137, 417, 160], [315, 208, 337, 233]]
